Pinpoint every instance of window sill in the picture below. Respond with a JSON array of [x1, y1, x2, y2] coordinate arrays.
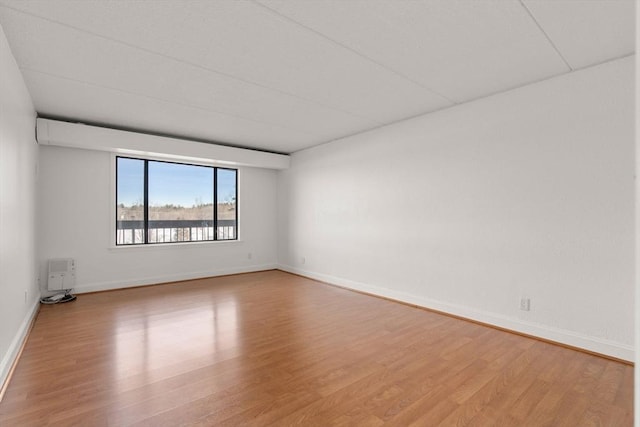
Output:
[[108, 239, 242, 251]]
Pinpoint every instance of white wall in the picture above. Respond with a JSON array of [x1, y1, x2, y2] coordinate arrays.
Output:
[[278, 56, 635, 361], [0, 24, 39, 388], [39, 146, 278, 293], [634, 5, 639, 423]]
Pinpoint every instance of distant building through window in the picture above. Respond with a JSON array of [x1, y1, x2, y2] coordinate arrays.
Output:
[[116, 156, 237, 245]]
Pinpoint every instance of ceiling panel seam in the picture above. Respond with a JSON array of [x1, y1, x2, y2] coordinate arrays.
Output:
[[250, 0, 458, 105], [518, 0, 573, 71], [297, 52, 635, 155], [0, 4, 383, 126], [20, 66, 325, 138]]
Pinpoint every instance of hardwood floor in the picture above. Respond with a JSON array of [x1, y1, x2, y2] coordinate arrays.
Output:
[[0, 270, 633, 426]]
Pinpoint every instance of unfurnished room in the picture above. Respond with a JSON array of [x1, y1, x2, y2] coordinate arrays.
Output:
[[0, 0, 637, 425]]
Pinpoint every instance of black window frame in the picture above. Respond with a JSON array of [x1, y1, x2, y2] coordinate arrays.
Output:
[[115, 156, 238, 246]]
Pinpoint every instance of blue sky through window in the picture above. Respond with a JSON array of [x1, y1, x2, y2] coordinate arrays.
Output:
[[117, 158, 236, 207], [217, 168, 236, 204]]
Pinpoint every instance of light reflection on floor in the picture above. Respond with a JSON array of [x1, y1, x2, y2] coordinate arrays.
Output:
[[113, 299, 238, 394]]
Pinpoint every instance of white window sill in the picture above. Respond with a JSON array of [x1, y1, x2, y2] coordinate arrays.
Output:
[[108, 239, 242, 251]]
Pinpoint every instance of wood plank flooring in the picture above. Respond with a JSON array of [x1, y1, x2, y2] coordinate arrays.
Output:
[[0, 270, 633, 426]]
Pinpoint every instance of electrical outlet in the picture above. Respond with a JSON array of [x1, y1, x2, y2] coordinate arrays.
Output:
[[520, 298, 530, 311], [24, 290, 28, 304], [248, 252, 252, 260], [301, 257, 306, 265]]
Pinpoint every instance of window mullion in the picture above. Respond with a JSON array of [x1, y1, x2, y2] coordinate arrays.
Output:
[[213, 167, 218, 240], [144, 160, 149, 244]]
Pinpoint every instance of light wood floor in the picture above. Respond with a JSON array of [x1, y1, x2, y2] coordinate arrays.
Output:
[[0, 270, 633, 426]]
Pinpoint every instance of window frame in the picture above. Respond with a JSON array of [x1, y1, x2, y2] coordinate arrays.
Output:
[[114, 155, 238, 246]]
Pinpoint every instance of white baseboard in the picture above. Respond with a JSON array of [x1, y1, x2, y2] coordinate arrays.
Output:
[[0, 297, 40, 399], [278, 264, 634, 362], [73, 264, 278, 294]]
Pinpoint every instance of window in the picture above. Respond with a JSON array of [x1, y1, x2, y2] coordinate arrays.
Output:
[[116, 156, 237, 245]]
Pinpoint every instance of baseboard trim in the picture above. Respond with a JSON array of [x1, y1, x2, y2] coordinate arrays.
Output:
[[278, 265, 634, 363], [73, 264, 278, 294], [0, 298, 40, 402]]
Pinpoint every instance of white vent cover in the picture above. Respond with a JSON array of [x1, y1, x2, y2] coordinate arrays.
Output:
[[48, 258, 76, 291]]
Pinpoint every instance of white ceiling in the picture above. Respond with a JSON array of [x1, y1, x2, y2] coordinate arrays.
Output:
[[0, 0, 634, 154]]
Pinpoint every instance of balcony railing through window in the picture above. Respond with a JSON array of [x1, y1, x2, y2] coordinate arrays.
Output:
[[116, 219, 236, 245]]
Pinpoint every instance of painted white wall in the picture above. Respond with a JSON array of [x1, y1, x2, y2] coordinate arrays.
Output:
[[0, 24, 39, 388], [38, 146, 278, 293], [278, 56, 635, 361], [634, 4, 639, 424]]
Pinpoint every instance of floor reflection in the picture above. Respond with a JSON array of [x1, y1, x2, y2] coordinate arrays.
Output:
[[113, 297, 238, 392]]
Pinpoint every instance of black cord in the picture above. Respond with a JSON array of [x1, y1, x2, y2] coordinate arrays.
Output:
[[40, 290, 77, 304]]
